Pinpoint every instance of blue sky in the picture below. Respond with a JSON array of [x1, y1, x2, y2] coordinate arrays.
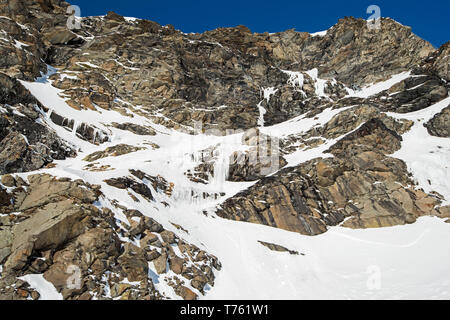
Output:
[[70, 0, 448, 48]]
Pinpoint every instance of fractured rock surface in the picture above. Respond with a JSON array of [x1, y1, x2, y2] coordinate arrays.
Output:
[[217, 117, 446, 235], [0, 174, 221, 300]]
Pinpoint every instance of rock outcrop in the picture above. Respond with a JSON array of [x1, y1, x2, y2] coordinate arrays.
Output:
[[217, 117, 446, 235], [0, 74, 75, 174], [421, 41, 449, 81], [83, 144, 144, 162], [1, 0, 437, 132], [258, 241, 301, 255]]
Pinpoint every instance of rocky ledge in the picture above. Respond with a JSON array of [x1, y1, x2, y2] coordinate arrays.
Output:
[[217, 118, 450, 235]]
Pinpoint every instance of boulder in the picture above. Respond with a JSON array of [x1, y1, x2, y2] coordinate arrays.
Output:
[[258, 241, 300, 255], [176, 286, 198, 301], [6, 199, 91, 270]]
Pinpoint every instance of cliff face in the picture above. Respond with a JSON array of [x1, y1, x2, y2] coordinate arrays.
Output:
[[0, 1, 449, 300]]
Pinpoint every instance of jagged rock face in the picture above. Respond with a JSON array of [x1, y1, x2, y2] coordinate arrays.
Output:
[[1, 3, 434, 131], [218, 152, 440, 235], [303, 18, 434, 85], [433, 42, 450, 81], [258, 241, 301, 255], [421, 41, 449, 81], [0, 174, 220, 300], [327, 118, 403, 157], [277, 103, 414, 158], [0, 14, 46, 80], [0, 73, 40, 106]]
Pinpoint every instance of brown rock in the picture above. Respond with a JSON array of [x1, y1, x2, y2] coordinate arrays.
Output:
[[31, 291, 41, 300], [19, 175, 99, 211], [258, 241, 300, 255], [118, 243, 149, 282], [16, 288, 29, 298], [8, 199, 90, 265], [169, 256, 184, 275], [160, 230, 177, 244], [437, 206, 450, 218], [77, 292, 92, 300], [140, 233, 159, 248], [177, 286, 198, 301], [45, 28, 80, 45], [111, 283, 131, 298]]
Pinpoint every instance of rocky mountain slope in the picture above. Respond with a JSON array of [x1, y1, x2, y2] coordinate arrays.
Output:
[[0, 0, 449, 300]]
